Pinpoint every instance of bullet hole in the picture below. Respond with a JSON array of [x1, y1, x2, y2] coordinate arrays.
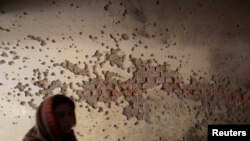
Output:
[[51, 72, 56, 76], [89, 35, 94, 40], [134, 121, 139, 125], [0, 60, 6, 64], [104, 4, 109, 11], [8, 61, 14, 65], [153, 22, 156, 26], [1, 52, 8, 57], [51, 39, 56, 43], [79, 32, 82, 35], [121, 33, 129, 40], [100, 30, 105, 34], [110, 34, 118, 44], [98, 107, 103, 112], [12, 55, 19, 60], [156, 0, 160, 5], [113, 124, 118, 128], [122, 9, 127, 17], [20, 101, 26, 105], [12, 122, 18, 125], [9, 51, 17, 54]]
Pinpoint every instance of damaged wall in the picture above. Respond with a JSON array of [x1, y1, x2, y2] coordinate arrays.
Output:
[[0, 0, 249, 141]]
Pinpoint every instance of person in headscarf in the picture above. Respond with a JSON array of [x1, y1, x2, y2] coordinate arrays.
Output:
[[23, 94, 78, 141]]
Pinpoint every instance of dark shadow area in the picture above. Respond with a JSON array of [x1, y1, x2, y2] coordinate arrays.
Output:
[[0, 0, 249, 140], [0, 0, 56, 13], [205, 0, 250, 88]]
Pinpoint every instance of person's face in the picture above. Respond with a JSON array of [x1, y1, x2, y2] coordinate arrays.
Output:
[[54, 103, 76, 133]]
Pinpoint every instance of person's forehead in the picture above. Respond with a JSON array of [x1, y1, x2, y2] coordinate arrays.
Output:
[[55, 103, 73, 112]]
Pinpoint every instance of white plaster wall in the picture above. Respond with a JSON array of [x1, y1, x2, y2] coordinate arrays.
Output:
[[0, 0, 249, 141]]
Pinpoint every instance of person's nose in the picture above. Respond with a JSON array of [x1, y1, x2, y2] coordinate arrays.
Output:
[[63, 114, 73, 123]]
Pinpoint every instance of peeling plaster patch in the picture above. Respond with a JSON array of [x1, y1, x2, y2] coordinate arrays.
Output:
[[106, 48, 125, 69], [54, 60, 89, 77], [0, 1, 250, 141], [3, 50, 250, 124]]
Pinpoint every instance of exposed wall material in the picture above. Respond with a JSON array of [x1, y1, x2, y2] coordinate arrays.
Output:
[[0, 0, 249, 141]]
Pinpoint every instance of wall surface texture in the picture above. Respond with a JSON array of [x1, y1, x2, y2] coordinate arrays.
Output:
[[0, 0, 249, 141]]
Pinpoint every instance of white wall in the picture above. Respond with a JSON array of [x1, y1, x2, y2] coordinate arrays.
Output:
[[0, 0, 249, 141]]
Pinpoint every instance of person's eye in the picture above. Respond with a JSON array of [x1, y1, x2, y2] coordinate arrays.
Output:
[[56, 113, 65, 118]]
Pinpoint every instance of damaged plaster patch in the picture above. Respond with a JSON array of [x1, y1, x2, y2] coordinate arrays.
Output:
[[106, 48, 125, 69], [19, 54, 247, 124], [27, 35, 47, 46], [1, 1, 250, 141], [121, 33, 129, 40], [53, 60, 89, 77]]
